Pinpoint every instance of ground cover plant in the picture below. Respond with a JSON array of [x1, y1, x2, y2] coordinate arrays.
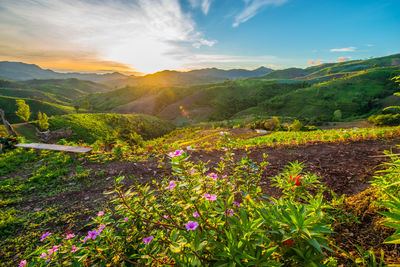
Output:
[[1, 126, 400, 266]]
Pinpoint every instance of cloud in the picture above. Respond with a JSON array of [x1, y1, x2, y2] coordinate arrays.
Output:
[[189, 0, 213, 15], [192, 39, 217, 48], [337, 57, 350, 62], [330, 46, 357, 52], [308, 59, 322, 65], [233, 0, 288, 27], [0, 0, 216, 73], [182, 54, 282, 69]]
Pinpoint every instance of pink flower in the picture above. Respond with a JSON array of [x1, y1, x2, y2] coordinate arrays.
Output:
[[19, 260, 27, 267], [204, 193, 217, 201], [207, 173, 218, 181], [227, 209, 234, 216], [168, 150, 184, 157], [40, 232, 51, 242], [168, 180, 176, 190], [98, 224, 105, 233], [190, 169, 196, 174], [222, 175, 227, 179], [97, 211, 104, 217], [233, 201, 240, 207], [206, 184, 210, 188], [47, 245, 60, 256], [219, 131, 228, 136], [40, 252, 47, 258], [163, 215, 169, 219], [71, 246, 79, 253], [193, 212, 200, 217], [65, 233, 75, 240], [45, 257, 52, 263], [185, 221, 199, 231], [124, 217, 129, 222], [143, 236, 154, 244]]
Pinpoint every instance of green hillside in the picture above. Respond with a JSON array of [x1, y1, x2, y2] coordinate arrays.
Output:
[[0, 96, 74, 123], [250, 68, 400, 121], [49, 113, 175, 143], [256, 53, 400, 80]]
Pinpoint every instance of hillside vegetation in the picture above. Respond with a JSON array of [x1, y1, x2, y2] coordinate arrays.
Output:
[[48, 113, 175, 143]]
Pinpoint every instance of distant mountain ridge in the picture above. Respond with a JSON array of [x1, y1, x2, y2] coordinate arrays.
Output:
[[0, 61, 273, 86]]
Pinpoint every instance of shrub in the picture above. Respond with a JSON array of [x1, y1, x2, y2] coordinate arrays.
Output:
[[27, 150, 333, 266], [368, 114, 400, 126], [333, 110, 342, 121], [264, 117, 281, 131], [290, 120, 303, 131]]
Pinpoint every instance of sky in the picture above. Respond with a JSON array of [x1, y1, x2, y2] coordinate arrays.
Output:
[[0, 0, 399, 74]]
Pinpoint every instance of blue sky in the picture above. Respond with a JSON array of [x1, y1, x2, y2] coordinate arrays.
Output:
[[0, 0, 399, 74]]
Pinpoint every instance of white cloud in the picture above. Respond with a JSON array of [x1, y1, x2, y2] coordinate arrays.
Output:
[[189, 0, 213, 15], [192, 39, 217, 48], [0, 0, 216, 73], [233, 0, 288, 27], [329, 46, 357, 52]]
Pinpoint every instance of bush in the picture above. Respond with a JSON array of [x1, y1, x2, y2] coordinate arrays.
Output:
[[27, 150, 333, 266], [290, 120, 303, 131], [264, 117, 281, 131], [368, 114, 400, 126]]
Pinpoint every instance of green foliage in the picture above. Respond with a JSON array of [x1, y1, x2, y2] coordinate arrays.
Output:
[[368, 114, 400, 126], [37, 111, 49, 130], [333, 109, 342, 121], [0, 95, 73, 123], [28, 151, 332, 266], [290, 120, 304, 131], [49, 113, 175, 144], [370, 149, 400, 244], [15, 99, 30, 122], [264, 116, 281, 131]]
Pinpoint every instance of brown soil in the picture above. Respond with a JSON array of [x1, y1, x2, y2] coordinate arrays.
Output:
[[19, 137, 400, 264]]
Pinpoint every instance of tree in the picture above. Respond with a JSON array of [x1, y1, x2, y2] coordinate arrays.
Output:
[[37, 111, 49, 131], [74, 105, 80, 112], [333, 109, 342, 121], [15, 99, 30, 122]]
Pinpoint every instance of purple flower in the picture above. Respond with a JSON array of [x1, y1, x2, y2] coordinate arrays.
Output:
[[193, 212, 200, 217], [71, 246, 79, 253], [98, 224, 105, 233], [47, 245, 60, 256], [97, 211, 104, 217], [124, 217, 129, 222], [185, 221, 199, 231], [163, 215, 169, 219], [219, 131, 228, 136], [168, 180, 176, 190], [190, 169, 196, 174], [168, 150, 184, 157], [40, 232, 51, 242], [233, 201, 240, 207], [204, 193, 217, 201], [65, 233, 75, 240], [222, 175, 227, 179], [40, 252, 47, 258], [227, 209, 234, 216], [207, 173, 218, 181], [84, 230, 99, 243], [143, 236, 154, 244], [19, 260, 27, 267]]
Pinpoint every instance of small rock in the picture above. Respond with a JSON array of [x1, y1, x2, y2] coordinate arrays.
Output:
[[84, 196, 90, 200], [33, 207, 42, 212], [106, 176, 112, 181]]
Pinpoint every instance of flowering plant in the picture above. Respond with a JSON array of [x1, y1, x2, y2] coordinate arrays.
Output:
[[27, 149, 333, 266]]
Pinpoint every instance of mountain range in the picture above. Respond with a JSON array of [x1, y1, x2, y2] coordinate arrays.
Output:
[[0, 61, 273, 87]]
